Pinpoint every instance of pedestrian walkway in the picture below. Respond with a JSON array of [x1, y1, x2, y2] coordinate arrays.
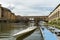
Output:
[[40, 26, 57, 40]]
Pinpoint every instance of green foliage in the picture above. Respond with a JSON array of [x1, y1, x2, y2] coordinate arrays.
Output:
[[48, 18, 60, 29]]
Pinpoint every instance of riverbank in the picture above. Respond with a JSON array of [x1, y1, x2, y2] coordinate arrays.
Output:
[[47, 24, 60, 29]]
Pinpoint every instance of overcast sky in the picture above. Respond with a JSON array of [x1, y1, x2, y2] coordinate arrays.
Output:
[[0, 0, 60, 16]]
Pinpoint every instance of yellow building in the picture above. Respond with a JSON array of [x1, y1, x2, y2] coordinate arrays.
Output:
[[0, 4, 16, 22], [10, 13, 16, 22], [0, 4, 11, 22], [48, 4, 60, 22]]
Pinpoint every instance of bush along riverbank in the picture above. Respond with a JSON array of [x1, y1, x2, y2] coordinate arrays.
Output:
[[48, 18, 60, 29]]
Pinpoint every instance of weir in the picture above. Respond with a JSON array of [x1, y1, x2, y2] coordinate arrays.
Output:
[[12, 27, 37, 40]]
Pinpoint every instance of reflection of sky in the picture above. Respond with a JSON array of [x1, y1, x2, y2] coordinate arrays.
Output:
[[0, 0, 60, 16], [41, 26, 57, 40]]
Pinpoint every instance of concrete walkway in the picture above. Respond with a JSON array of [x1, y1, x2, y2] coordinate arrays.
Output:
[[40, 26, 57, 40]]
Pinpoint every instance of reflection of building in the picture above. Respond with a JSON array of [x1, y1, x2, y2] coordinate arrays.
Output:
[[48, 4, 60, 22], [0, 4, 16, 22]]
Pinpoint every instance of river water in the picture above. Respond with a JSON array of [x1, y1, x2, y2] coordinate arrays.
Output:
[[0, 22, 42, 40]]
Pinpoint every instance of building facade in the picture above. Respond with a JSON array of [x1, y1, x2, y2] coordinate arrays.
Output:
[[0, 4, 16, 22], [48, 4, 60, 22], [10, 13, 16, 22]]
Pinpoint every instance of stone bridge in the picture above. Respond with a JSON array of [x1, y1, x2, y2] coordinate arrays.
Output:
[[23, 16, 48, 22]]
